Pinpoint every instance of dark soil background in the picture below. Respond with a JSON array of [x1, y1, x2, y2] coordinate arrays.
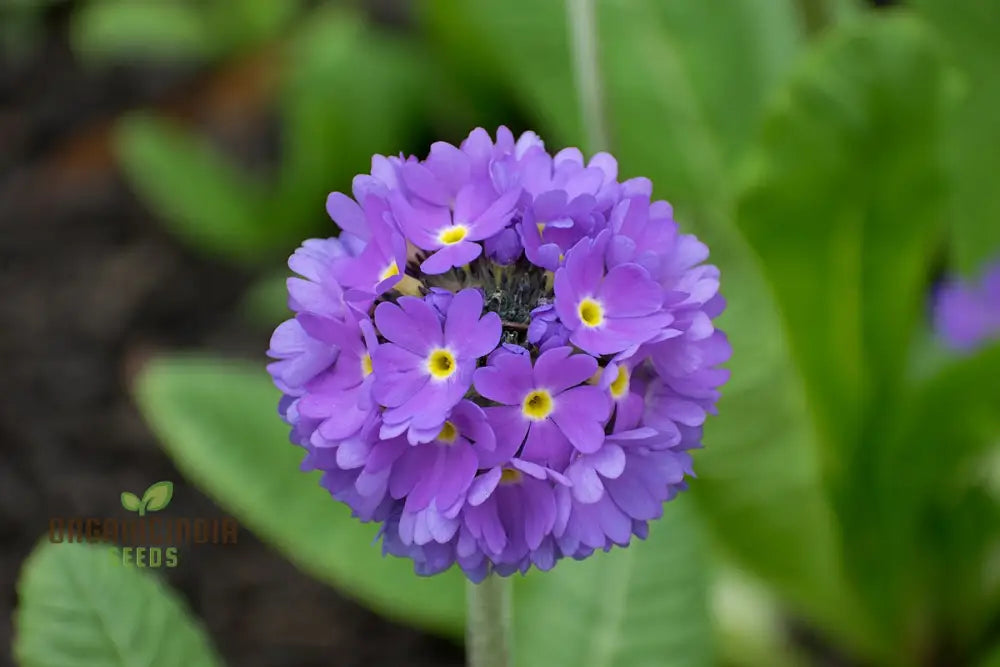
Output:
[[0, 4, 462, 666]]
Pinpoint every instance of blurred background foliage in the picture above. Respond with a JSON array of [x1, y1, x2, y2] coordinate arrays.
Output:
[[8, 0, 1000, 666]]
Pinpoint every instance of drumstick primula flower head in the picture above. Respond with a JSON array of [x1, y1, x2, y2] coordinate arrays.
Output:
[[268, 127, 731, 581]]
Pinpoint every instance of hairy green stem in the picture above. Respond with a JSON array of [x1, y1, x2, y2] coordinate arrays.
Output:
[[466, 574, 512, 667], [566, 0, 609, 154]]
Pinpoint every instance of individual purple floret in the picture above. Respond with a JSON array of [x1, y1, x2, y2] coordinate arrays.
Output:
[[473, 346, 610, 468], [372, 288, 501, 441], [934, 260, 1000, 351], [554, 231, 674, 355], [267, 127, 731, 580]]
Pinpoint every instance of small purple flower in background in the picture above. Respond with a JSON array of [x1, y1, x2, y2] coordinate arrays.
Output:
[[267, 127, 730, 580], [933, 259, 1000, 352]]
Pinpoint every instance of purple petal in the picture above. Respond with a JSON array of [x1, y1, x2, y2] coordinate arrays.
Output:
[[473, 352, 533, 404], [519, 419, 573, 471], [532, 346, 597, 394], [401, 162, 451, 206], [326, 192, 368, 239], [436, 443, 478, 509], [469, 187, 522, 239], [420, 241, 483, 274], [445, 288, 502, 359], [468, 468, 502, 506], [480, 406, 529, 466], [569, 464, 604, 503], [374, 298, 440, 354], [389, 192, 449, 249], [552, 386, 610, 453], [599, 263, 664, 317]]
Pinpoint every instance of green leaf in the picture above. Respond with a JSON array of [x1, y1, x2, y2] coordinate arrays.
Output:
[[120, 491, 140, 512], [736, 13, 948, 462], [142, 481, 175, 513], [420, 0, 578, 149], [884, 342, 1000, 526], [608, 0, 802, 192], [876, 342, 1000, 644], [514, 497, 713, 667], [14, 541, 222, 667], [115, 113, 273, 264], [712, 566, 812, 667], [423, 0, 802, 223], [204, 0, 302, 52], [132, 355, 465, 636], [70, 0, 214, 63], [273, 9, 428, 235], [734, 13, 950, 649], [911, 0, 1000, 274], [239, 271, 292, 328]]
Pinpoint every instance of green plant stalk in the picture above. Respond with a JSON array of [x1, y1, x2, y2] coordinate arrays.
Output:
[[565, 0, 609, 155], [466, 574, 512, 667]]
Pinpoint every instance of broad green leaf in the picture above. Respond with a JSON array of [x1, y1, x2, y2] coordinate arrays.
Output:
[[911, 0, 1000, 274], [132, 356, 465, 636], [240, 271, 292, 327], [712, 566, 811, 667], [14, 541, 222, 667], [120, 491, 140, 512], [115, 114, 273, 264], [273, 9, 428, 239], [614, 0, 802, 182], [593, 2, 873, 653], [876, 342, 1000, 645], [514, 497, 713, 667], [143, 481, 175, 513], [882, 342, 1000, 527], [70, 1, 213, 63], [422, 0, 802, 221], [204, 0, 302, 52], [735, 13, 949, 649], [419, 0, 579, 149], [415, 3, 526, 141], [736, 13, 948, 462]]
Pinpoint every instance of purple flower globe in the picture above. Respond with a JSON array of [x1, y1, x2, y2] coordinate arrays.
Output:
[[267, 127, 731, 581], [933, 259, 1000, 352]]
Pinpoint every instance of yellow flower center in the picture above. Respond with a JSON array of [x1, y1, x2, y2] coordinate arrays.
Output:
[[521, 389, 554, 421], [499, 468, 523, 485], [438, 225, 468, 245], [609, 365, 630, 399], [379, 261, 400, 282], [536, 222, 546, 234], [437, 421, 458, 444], [361, 353, 373, 377], [578, 298, 604, 328], [427, 348, 457, 379]]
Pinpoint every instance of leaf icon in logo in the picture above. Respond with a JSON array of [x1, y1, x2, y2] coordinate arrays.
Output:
[[141, 481, 174, 514], [120, 492, 141, 512]]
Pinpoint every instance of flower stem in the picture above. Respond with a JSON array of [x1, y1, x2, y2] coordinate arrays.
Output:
[[466, 574, 512, 667], [565, 0, 609, 155]]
